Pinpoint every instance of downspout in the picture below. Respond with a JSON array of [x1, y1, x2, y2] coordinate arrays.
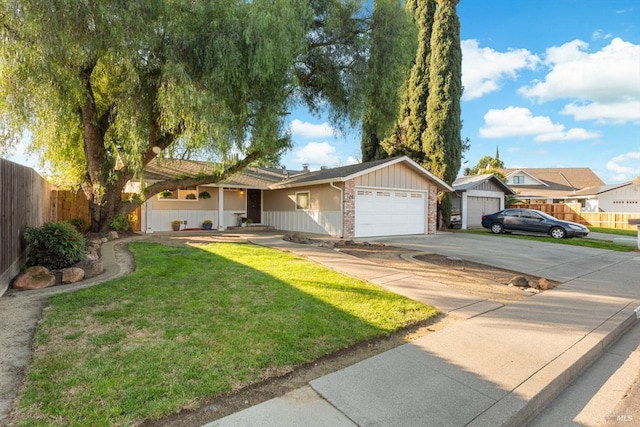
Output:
[[330, 181, 344, 238]]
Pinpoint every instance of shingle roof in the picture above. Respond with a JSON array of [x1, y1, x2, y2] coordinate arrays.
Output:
[[499, 168, 605, 199], [453, 174, 515, 194], [141, 158, 298, 188], [138, 156, 453, 191], [573, 181, 635, 196], [275, 157, 398, 186]]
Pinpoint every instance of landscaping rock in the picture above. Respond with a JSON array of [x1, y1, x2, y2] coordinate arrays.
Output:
[[320, 241, 335, 249], [74, 259, 104, 278], [62, 267, 86, 284], [107, 231, 119, 240], [538, 278, 555, 290], [291, 232, 308, 244], [508, 275, 530, 288], [13, 266, 56, 290]]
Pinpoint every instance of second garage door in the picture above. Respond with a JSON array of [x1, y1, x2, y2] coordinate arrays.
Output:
[[467, 196, 500, 228], [355, 188, 426, 237]]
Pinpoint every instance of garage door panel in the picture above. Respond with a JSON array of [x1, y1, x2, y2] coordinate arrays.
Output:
[[467, 196, 500, 228], [355, 189, 425, 237]]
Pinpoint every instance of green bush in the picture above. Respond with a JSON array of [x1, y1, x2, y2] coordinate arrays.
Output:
[[68, 218, 85, 232], [109, 213, 131, 232], [25, 222, 86, 270]]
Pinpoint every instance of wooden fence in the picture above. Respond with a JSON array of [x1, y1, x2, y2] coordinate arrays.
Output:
[[56, 190, 142, 232], [0, 159, 57, 293], [508, 203, 639, 231], [1, 160, 142, 293]]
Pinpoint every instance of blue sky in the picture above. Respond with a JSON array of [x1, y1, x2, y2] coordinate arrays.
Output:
[[7, 0, 640, 184], [282, 0, 640, 183]]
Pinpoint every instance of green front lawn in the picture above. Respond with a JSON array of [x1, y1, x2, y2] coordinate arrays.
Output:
[[16, 242, 437, 426]]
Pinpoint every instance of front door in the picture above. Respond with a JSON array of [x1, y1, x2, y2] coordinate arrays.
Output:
[[247, 189, 262, 224]]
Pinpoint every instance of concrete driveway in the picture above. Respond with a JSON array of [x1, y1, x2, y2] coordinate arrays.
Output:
[[368, 232, 639, 289]]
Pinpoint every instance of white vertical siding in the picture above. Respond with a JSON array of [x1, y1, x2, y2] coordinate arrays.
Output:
[[263, 211, 342, 236], [150, 210, 218, 231]]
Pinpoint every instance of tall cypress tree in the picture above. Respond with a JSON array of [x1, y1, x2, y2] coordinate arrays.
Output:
[[423, 0, 462, 227], [382, 0, 436, 161], [361, 0, 416, 162]]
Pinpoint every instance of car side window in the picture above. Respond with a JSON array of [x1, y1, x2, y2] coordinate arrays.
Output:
[[521, 211, 541, 220], [503, 209, 520, 217]]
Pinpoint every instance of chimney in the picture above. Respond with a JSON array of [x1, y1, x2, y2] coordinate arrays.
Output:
[[302, 163, 309, 172]]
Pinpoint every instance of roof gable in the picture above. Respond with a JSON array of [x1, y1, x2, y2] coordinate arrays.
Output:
[[453, 174, 515, 194], [270, 156, 453, 191], [501, 168, 604, 190]]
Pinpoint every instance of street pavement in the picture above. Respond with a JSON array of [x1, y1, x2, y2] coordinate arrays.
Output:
[[207, 232, 639, 427]]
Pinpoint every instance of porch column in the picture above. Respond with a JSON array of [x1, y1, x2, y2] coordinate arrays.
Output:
[[218, 187, 225, 230]]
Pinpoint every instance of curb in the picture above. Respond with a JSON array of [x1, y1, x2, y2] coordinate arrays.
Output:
[[469, 301, 640, 427]]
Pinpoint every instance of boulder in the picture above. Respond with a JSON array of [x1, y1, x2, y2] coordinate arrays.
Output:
[[508, 275, 530, 288], [74, 259, 104, 278], [291, 232, 308, 244], [538, 278, 555, 290], [107, 231, 119, 240], [13, 266, 56, 290], [62, 267, 86, 284]]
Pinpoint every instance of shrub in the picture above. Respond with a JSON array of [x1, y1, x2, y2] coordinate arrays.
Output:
[[110, 214, 131, 232], [25, 222, 86, 270], [68, 218, 85, 232], [198, 191, 211, 199]]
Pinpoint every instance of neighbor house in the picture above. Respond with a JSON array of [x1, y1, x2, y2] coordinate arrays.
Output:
[[573, 179, 640, 213], [499, 168, 605, 207], [451, 174, 515, 229], [125, 156, 453, 238]]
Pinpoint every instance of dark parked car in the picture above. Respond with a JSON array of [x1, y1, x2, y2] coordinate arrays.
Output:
[[481, 208, 589, 238]]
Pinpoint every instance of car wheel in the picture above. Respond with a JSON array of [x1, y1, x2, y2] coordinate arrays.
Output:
[[550, 227, 567, 239], [491, 223, 504, 234]]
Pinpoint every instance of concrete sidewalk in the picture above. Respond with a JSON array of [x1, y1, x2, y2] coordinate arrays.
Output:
[[208, 233, 639, 427]]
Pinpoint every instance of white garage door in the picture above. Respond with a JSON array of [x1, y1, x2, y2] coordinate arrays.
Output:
[[355, 189, 426, 237], [467, 196, 500, 228]]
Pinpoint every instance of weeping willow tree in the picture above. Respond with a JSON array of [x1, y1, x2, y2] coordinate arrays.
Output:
[[0, 0, 408, 231]]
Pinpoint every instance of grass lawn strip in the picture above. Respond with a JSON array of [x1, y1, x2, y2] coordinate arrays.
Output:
[[16, 242, 437, 426], [464, 229, 637, 252]]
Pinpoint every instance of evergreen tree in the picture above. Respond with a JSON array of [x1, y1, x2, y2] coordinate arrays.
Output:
[[361, 0, 416, 162], [423, 0, 462, 228], [382, 0, 437, 161]]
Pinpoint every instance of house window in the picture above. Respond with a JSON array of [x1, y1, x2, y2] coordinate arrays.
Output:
[[157, 187, 198, 201], [513, 175, 525, 184], [295, 192, 310, 210]]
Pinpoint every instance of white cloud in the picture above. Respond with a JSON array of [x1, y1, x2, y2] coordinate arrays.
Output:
[[561, 100, 640, 124], [291, 141, 340, 169], [519, 38, 640, 123], [592, 29, 612, 40], [479, 106, 601, 142], [289, 119, 337, 139], [461, 39, 539, 101], [345, 156, 360, 165], [606, 150, 640, 181]]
